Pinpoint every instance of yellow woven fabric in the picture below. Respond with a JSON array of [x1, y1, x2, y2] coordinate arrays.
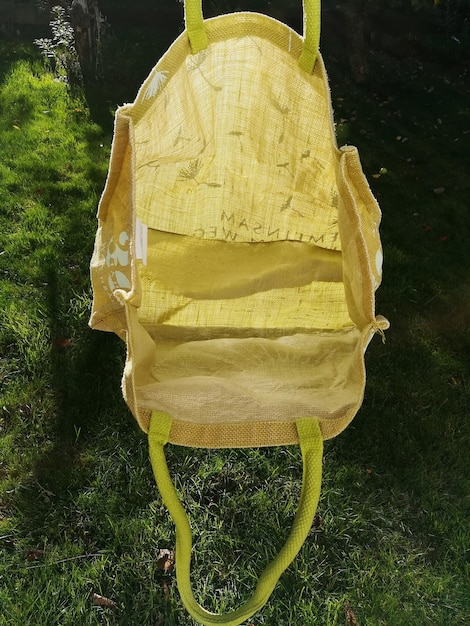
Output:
[[89, 0, 388, 445], [89, 1, 389, 622]]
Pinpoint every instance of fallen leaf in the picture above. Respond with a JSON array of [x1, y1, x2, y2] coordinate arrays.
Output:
[[54, 337, 72, 348], [372, 167, 388, 179], [157, 548, 175, 573], [313, 513, 323, 529], [91, 593, 115, 608], [160, 579, 170, 603], [26, 549, 44, 561], [344, 600, 359, 626], [19, 404, 33, 417], [13, 125, 20, 130]]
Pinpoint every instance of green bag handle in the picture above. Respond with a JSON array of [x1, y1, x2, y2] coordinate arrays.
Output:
[[184, 0, 321, 73], [148, 412, 323, 626]]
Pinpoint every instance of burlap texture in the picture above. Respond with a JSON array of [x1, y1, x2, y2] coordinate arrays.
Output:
[[90, 10, 388, 447]]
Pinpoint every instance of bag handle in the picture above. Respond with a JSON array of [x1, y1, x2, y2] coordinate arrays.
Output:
[[148, 412, 323, 626], [184, 0, 321, 73]]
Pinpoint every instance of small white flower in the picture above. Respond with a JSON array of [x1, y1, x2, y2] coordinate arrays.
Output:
[[143, 70, 169, 100]]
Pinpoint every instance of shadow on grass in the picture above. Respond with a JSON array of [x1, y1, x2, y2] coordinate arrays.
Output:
[[11, 261, 133, 540]]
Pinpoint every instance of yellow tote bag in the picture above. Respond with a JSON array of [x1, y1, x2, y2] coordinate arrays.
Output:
[[89, 1, 389, 623]]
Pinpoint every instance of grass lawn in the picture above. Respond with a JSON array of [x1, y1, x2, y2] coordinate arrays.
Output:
[[1, 26, 469, 626]]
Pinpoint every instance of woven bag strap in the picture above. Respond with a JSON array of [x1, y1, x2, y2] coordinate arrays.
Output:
[[184, 0, 321, 73], [148, 412, 323, 626]]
